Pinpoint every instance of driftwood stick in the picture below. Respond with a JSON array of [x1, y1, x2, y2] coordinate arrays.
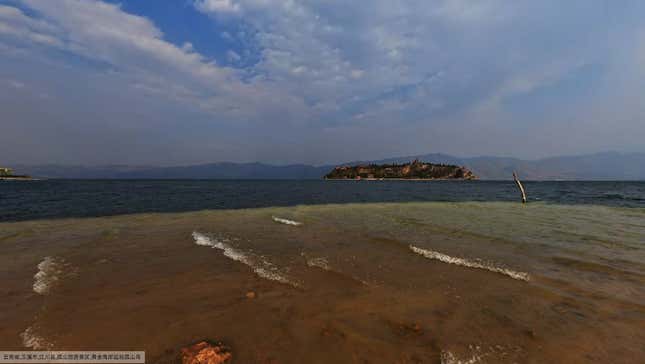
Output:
[[513, 172, 527, 203]]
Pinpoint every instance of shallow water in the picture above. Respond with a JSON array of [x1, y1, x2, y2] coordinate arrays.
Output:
[[1, 202, 644, 363]]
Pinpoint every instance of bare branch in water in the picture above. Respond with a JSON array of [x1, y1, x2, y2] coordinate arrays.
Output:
[[513, 172, 527, 203]]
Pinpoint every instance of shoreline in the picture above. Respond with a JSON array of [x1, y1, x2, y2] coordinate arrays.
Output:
[[0, 177, 35, 181]]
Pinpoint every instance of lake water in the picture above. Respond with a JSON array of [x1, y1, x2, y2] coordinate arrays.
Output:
[[1, 180, 644, 363], [2, 180, 644, 221]]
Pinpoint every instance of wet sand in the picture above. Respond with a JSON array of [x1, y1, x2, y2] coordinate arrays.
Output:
[[1, 202, 644, 363]]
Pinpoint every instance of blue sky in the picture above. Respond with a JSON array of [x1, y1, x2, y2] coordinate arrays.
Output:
[[1, 0, 644, 166]]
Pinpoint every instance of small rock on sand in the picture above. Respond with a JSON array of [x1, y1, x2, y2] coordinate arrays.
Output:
[[181, 341, 231, 364], [246, 291, 256, 299]]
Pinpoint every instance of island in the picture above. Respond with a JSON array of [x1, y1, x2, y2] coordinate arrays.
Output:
[[324, 160, 477, 180], [0, 167, 33, 180]]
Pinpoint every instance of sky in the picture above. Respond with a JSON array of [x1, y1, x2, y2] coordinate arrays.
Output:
[[1, 0, 644, 166]]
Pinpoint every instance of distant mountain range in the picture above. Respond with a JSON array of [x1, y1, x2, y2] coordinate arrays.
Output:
[[10, 152, 645, 180]]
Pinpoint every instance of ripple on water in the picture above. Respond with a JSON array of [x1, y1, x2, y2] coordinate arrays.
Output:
[[409, 245, 530, 282], [192, 231, 299, 287]]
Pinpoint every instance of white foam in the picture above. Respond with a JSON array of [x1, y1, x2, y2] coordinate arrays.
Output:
[[409, 245, 530, 282], [272, 216, 302, 226], [441, 351, 482, 364], [303, 253, 369, 285], [306, 257, 331, 271], [193, 231, 224, 248], [33, 256, 69, 295], [20, 326, 52, 350], [192, 232, 298, 287]]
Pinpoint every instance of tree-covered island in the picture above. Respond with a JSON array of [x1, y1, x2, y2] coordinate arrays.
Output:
[[324, 160, 477, 180]]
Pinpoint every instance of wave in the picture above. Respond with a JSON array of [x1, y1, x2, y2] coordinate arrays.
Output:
[[409, 245, 530, 282], [441, 350, 483, 364], [272, 216, 302, 226], [33, 256, 73, 295], [302, 253, 370, 286], [306, 256, 331, 271], [601, 193, 645, 202], [20, 326, 52, 350], [192, 232, 298, 287]]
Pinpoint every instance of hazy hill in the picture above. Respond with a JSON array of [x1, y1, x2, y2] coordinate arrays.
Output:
[[10, 152, 645, 180], [13, 163, 329, 180], [115, 162, 328, 179]]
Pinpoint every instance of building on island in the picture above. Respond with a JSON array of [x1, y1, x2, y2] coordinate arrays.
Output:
[[0, 167, 13, 176]]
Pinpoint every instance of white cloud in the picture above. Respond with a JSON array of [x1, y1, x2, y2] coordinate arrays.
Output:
[[2, 0, 645, 164], [350, 69, 364, 79], [8, 80, 25, 89], [434, 0, 507, 24], [220, 31, 233, 41], [476, 59, 588, 114], [191, 0, 534, 125], [194, 0, 241, 14], [0, 5, 63, 47], [3, 0, 310, 123], [226, 49, 241, 62], [181, 42, 195, 52]]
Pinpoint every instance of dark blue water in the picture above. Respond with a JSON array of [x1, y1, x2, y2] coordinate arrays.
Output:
[[1, 180, 644, 222]]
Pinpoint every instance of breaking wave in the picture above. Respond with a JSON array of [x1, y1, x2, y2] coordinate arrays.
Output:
[[272, 216, 302, 226], [441, 351, 482, 364], [25, 257, 73, 349], [20, 326, 52, 350], [33, 256, 74, 295], [193, 232, 298, 287], [409, 245, 530, 282], [306, 257, 331, 271]]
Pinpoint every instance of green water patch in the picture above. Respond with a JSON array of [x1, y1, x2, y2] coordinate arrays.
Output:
[[99, 228, 121, 240], [551, 256, 645, 281], [0, 231, 22, 242]]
